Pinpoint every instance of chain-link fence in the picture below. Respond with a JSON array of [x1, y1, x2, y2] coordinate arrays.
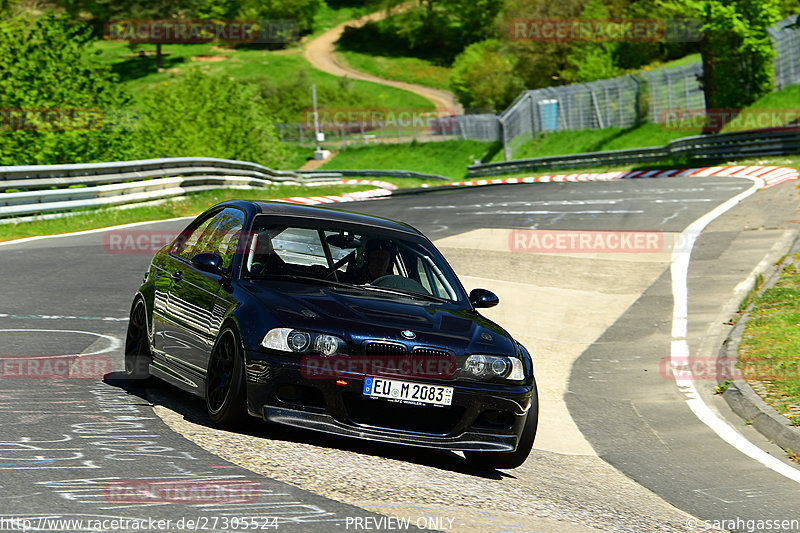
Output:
[[276, 16, 800, 160], [275, 113, 501, 148], [771, 16, 800, 90], [498, 64, 706, 159]]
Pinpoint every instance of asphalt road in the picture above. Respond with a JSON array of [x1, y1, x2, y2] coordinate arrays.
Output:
[[1, 176, 799, 532]]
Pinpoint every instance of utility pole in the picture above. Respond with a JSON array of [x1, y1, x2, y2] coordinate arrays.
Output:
[[312, 84, 329, 160]]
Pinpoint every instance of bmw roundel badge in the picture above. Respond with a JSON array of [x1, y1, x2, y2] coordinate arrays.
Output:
[[401, 330, 416, 339]]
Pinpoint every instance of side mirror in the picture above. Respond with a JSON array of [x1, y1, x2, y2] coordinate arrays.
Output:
[[191, 253, 224, 274], [469, 288, 499, 309]]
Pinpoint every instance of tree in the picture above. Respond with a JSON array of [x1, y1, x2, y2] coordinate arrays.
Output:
[[497, 0, 585, 88], [53, 0, 205, 71], [687, 0, 781, 131], [450, 39, 524, 112], [561, 0, 623, 83], [0, 13, 132, 165]]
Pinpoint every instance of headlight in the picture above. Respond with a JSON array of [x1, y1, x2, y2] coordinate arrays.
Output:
[[262, 328, 346, 356], [463, 354, 524, 381]]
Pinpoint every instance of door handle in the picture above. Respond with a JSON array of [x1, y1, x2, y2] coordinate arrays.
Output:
[[171, 271, 183, 281]]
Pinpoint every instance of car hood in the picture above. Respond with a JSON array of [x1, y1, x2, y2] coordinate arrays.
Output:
[[242, 280, 516, 356]]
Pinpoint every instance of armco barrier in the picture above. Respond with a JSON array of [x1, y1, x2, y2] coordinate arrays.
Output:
[[0, 157, 447, 219], [468, 128, 800, 177]]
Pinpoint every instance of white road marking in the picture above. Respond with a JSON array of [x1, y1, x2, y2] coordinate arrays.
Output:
[[0, 313, 127, 322], [0, 216, 193, 247], [0, 329, 121, 357], [670, 177, 800, 484]]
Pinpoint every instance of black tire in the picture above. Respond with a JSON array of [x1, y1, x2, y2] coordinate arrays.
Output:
[[465, 379, 538, 470], [206, 327, 248, 427], [124, 299, 152, 381]]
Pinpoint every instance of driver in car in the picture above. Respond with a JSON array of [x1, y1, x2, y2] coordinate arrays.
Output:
[[349, 238, 397, 284]]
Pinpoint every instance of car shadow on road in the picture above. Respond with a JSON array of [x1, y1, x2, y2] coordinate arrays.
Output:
[[104, 372, 516, 481]]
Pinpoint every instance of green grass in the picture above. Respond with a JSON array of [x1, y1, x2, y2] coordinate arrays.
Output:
[[283, 144, 318, 170], [738, 256, 800, 415], [93, 40, 433, 112], [497, 123, 700, 162], [637, 53, 701, 72], [305, 4, 365, 41], [720, 85, 800, 133], [319, 140, 501, 178], [336, 50, 451, 90]]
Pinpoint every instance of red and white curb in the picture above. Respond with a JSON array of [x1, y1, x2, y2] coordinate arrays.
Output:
[[450, 166, 798, 189], [276, 166, 798, 206], [276, 179, 397, 205]]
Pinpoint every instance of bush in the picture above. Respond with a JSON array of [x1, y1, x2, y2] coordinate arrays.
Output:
[[449, 39, 524, 113], [132, 70, 287, 167], [0, 13, 133, 165]]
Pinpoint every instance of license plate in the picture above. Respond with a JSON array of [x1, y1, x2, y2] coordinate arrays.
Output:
[[363, 377, 453, 406]]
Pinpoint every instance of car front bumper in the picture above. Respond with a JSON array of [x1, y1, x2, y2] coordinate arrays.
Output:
[[244, 350, 534, 452]]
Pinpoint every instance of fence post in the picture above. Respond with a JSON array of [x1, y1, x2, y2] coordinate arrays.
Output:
[[667, 74, 673, 115], [500, 118, 510, 160], [299, 124, 304, 146], [628, 74, 641, 125], [340, 125, 345, 150], [685, 73, 690, 109]]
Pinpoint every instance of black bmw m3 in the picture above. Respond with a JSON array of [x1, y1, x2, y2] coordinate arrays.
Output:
[[125, 200, 537, 469]]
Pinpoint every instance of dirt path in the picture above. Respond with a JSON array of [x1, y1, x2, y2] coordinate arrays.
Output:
[[303, 5, 464, 116]]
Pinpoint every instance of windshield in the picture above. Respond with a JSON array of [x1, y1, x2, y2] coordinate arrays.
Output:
[[244, 217, 466, 303]]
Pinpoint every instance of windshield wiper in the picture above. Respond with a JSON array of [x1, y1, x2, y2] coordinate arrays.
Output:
[[358, 285, 450, 303], [248, 273, 351, 288]]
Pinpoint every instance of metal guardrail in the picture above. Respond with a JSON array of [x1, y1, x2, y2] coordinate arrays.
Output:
[[0, 157, 450, 219], [294, 169, 450, 181], [468, 128, 800, 177], [0, 157, 303, 191]]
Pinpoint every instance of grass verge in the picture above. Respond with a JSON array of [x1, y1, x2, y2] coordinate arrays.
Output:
[[319, 140, 501, 178], [496, 123, 701, 163], [336, 50, 451, 90], [738, 254, 800, 418]]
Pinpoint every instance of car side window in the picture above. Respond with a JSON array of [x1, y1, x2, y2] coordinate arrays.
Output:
[[196, 208, 246, 270], [171, 208, 245, 270], [172, 215, 216, 260]]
